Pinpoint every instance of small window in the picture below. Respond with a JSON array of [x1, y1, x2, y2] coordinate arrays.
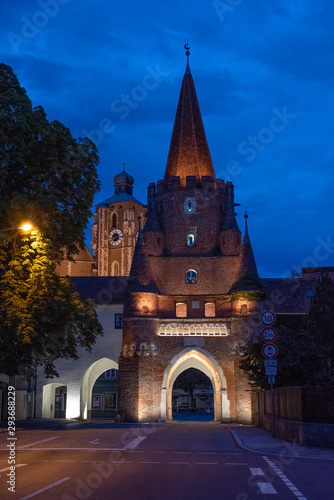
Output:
[[186, 269, 197, 284], [205, 303, 215, 317], [176, 303, 187, 318], [187, 234, 195, 246], [192, 301, 200, 309], [104, 392, 117, 411], [111, 213, 117, 227], [240, 304, 248, 314], [104, 369, 117, 379], [115, 313, 123, 329], [112, 262, 119, 276], [184, 197, 196, 214]]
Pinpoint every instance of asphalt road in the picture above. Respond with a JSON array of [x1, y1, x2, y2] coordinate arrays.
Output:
[[0, 420, 333, 500]]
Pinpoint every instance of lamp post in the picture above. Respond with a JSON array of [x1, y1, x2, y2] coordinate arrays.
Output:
[[0, 224, 32, 232]]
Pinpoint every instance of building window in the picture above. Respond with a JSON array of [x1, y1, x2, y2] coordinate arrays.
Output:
[[305, 290, 314, 298], [111, 213, 117, 227], [104, 369, 117, 379], [192, 300, 200, 309], [176, 303, 187, 318], [186, 269, 197, 284], [205, 302, 215, 317], [104, 392, 117, 411], [112, 262, 119, 276], [115, 313, 123, 329], [187, 234, 195, 246], [184, 197, 196, 214]]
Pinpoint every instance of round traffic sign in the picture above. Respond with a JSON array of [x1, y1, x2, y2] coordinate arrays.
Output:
[[261, 310, 276, 326], [262, 343, 278, 359], [261, 327, 277, 343]]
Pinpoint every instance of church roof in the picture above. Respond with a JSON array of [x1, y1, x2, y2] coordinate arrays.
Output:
[[164, 49, 215, 183], [229, 214, 263, 294], [97, 192, 143, 207]]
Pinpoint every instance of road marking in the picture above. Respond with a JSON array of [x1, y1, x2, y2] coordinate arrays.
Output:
[[250, 467, 265, 475], [199, 452, 217, 455], [19, 477, 71, 499], [262, 456, 308, 500], [124, 436, 146, 450], [257, 482, 278, 494], [89, 439, 100, 444], [197, 462, 218, 465], [225, 462, 248, 465], [150, 451, 167, 454], [0, 464, 27, 473], [139, 461, 161, 464], [169, 462, 190, 465], [173, 451, 192, 454], [18, 437, 58, 449]]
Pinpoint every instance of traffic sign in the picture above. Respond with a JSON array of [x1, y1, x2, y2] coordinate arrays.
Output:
[[265, 366, 277, 376], [262, 343, 278, 359], [261, 327, 277, 343], [268, 375, 275, 384], [261, 311, 276, 326], [264, 359, 278, 366]]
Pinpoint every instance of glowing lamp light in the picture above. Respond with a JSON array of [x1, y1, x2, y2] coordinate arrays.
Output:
[[20, 224, 33, 231]]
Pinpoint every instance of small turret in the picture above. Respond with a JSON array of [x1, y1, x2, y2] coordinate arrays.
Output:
[[229, 211, 263, 294]]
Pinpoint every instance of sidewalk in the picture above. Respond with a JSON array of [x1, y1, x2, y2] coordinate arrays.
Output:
[[230, 425, 334, 460]]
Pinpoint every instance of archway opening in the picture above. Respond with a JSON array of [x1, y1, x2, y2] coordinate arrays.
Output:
[[172, 368, 214, 422], [81, 358, 118, 419], [42, 383, 67, 419]]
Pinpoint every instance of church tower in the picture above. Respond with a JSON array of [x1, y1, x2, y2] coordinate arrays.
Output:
[[91, 166, 145, 276], [119, 47, 264, 423]]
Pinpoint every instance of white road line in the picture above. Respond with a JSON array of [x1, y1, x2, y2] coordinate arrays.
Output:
[[19, 477, 71, 499], [197, 462, 218, 465], [0, 464, 27, 473], [250, 467, 265, 476], [89, 439, 100, 444], [262, 456, 308, 500], [257, 482, 278, 494], [173, 451, 192, 454], [123, 436, 146, 450], [150, 451, 167, 454], [199, 452, 217, 455], [225, 462, 248, 465], [18, 437, 58, 449], [139, 461, 161, 464]]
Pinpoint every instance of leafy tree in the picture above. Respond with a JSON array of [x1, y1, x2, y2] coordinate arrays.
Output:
[[239, 273, 334, 389], [0, 63, 102, 377], [174, 368, 212, 398]]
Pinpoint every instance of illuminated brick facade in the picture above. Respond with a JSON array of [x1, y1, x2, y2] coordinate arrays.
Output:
[[118, 53, 264, 423]]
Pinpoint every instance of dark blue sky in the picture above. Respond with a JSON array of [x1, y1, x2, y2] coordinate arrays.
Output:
[[2, 0, 334, 277]]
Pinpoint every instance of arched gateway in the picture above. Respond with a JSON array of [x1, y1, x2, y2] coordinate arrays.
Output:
[[118, 48, 263, 424], [161, 348, 230, 422]]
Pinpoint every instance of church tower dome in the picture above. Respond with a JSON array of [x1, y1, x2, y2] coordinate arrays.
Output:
[[114, 164, 134, 195]]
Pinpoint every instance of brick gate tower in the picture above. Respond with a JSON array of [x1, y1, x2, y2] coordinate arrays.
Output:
[[119, 48, 264, 423]]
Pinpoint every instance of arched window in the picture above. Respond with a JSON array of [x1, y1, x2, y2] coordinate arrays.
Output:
[[111, 213, 117, 228], [187, 234, 195, 246], [112, 262, 119, 276], [186, 269, 197, 284]]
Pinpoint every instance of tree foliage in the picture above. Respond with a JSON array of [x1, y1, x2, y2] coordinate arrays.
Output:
[[0, 63, 102, 377], [239, 273, 334, 390]]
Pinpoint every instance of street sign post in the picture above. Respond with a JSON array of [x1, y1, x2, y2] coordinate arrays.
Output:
[[265, 366, 277, 376], [261, 327, 277, 343], [262, 343, 278, 359], [264, 359, 278, 366], [260, 311, 276, 327]]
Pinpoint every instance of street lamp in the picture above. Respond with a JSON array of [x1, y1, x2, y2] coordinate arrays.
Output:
[[0, 223, 33, 233]]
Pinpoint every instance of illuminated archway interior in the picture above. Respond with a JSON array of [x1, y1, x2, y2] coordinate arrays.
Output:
[[172, 367, 214, 421]]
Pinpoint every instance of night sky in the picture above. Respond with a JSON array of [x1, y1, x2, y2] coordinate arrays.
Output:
[[1, 1, 334, 277]]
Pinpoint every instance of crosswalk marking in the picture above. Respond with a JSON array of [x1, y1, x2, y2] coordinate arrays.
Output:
[[257, 482, 278, 494]]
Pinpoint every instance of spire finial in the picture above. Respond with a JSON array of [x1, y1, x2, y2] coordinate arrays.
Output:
[[122, 163, 125, 171], [184, 41, 191, 74], [244, 209, 249, 239]]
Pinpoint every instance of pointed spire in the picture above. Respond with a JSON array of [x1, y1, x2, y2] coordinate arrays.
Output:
[[229, 213, 263, 294], [164, 44, 215, 184], [127, 217, 160, 293]]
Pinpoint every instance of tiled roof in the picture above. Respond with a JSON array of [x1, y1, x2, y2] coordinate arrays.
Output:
[[97, 192, 143, 207]]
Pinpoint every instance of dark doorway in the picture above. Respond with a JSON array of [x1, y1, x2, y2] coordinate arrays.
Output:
[[172, 368, 214, 421]]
